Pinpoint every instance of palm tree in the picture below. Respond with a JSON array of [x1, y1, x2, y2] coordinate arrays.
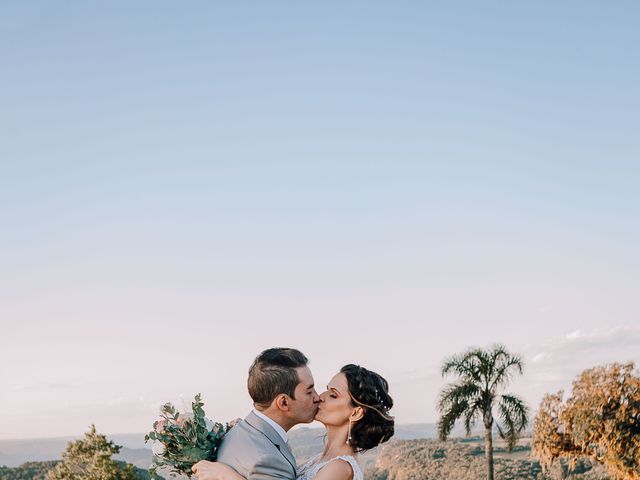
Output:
[[437, 344, 529, 480]]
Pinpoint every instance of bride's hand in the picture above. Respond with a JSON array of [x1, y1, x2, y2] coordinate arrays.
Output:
[[192, 461, 240, 480]]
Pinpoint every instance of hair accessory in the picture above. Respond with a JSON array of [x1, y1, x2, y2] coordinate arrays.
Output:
[[349, 395, 394, 421]]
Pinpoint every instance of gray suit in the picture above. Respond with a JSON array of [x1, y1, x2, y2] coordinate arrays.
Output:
[[217, 412, 297, 480]]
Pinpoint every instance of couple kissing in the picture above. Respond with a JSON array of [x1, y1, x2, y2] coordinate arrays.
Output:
[[192, 348, 394, 480]]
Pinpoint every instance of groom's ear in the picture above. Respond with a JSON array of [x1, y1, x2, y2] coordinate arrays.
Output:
[[275, 394, 290, 411]]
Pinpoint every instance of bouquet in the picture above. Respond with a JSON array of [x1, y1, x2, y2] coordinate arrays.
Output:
[[145, 394, 239, 478]]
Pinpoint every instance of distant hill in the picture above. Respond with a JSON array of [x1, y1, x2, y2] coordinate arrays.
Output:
[[393, 424, 438, 440], [0, 424, 439, 469], [0, 436, 152, 469]]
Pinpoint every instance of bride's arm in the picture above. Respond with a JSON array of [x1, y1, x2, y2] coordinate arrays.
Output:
[[192, 461, 246, 480], [314, 460, 354, 480]]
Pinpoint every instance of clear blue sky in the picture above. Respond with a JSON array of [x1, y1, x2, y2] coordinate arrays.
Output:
[[1, 1, 639, 439]]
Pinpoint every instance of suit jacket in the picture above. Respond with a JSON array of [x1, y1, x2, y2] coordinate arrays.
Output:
[[217, 411, 297, 480]]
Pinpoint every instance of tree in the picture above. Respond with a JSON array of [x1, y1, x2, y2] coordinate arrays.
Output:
[[532, 362, 640, 480], [437, 344, 529, 480], [46, 425, 141, 480]]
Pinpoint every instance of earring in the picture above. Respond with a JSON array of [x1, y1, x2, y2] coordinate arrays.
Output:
[[346, 420, 352, 445]]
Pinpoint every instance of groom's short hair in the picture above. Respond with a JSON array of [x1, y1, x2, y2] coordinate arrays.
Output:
[[248, 348, 308, 408]]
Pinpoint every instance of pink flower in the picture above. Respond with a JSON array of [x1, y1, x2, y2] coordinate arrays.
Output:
[[176, 412, 194, 427], [228, 418, 242, 429], [154, 419, 167, 433]]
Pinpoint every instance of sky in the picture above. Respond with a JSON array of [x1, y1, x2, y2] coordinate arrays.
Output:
[[1, 1, 639, 440]]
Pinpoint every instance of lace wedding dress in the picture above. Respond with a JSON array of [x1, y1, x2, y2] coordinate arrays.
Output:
[[297, 454, 363, 480]]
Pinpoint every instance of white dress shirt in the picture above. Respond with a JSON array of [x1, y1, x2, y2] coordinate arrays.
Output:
[[252, 408, 288, 443]]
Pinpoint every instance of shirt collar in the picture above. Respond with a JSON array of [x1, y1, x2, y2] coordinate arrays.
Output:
[[252, 408, 288, 443]]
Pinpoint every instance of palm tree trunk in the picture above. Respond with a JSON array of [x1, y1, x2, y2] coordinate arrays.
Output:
[[484, 425, 494, 480]]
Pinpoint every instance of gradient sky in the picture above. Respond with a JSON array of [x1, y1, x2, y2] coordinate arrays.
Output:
[[1, 1, 639, 440]]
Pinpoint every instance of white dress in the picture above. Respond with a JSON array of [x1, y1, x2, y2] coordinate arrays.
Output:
[[297, 454, 363, 480]]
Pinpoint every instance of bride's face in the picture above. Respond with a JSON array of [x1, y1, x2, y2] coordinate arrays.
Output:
[[315, 372, 355, 427]]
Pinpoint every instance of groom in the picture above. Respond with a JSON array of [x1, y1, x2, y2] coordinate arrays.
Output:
[[193, 348, 320, 480]]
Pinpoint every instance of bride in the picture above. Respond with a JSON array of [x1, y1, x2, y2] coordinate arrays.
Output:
[[194, 364, 394, 480]]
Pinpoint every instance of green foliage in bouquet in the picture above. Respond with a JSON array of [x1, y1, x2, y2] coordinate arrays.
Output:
[[145, 394, 232, 478]]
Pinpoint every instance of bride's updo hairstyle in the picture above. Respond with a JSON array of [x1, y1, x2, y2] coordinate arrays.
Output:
[[341, 364, 394, 452]]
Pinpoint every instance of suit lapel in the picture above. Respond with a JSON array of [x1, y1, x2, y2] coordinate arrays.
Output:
[[245, 412, 297, 475], [277, 440, 297, 475]]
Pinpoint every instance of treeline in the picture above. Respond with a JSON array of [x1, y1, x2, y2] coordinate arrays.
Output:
[[0, 461, 58, 480]]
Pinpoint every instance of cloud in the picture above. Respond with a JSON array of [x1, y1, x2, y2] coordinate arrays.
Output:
[[516, 326, 640, 406], [561, 327, 640, 347], [527, 326, 640, 369]]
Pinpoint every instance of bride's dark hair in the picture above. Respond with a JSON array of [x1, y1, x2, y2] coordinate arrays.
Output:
[[341, 364, 394, 452]]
